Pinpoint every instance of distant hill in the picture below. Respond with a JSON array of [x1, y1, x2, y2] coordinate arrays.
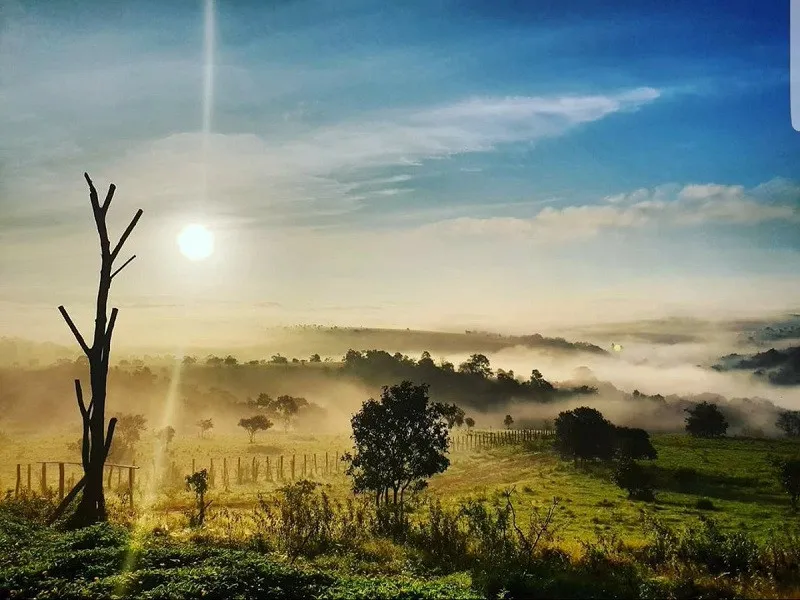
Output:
[[713, 345, 800, 386], [205, 325, 608, 361], [0, 337, 76, 367]]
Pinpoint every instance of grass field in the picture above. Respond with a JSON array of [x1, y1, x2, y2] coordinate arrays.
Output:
[[4, 429, 800, 543]]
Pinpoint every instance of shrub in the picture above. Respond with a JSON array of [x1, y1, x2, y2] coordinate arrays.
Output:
[[694, 498, 716, 511], [612, 458, 655, 501]]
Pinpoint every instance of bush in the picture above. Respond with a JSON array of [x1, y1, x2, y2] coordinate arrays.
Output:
[[673, 467, 699, 490], [612, 459, 655, 501], [694, 498, 716, 511]]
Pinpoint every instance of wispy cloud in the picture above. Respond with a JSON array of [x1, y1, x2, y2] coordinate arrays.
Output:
[[419, 179, 800, 241]]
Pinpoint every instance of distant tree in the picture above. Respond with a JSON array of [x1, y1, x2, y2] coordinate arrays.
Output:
[[418, 350, 436, 370], [248, 392, 274, 413], [554, 407, 615, 462], [439, 359, 455, 372], [685, 401, 728, 438], [269, 354, 289, 364], [504, 414, 514, 429], [436, 403, 465, 429], [156, 426, 176, 452], [464, 417, 475, 431], [458, 353, 493, 378], [223, 355, 238, 366], [778, 459, 800, 510], [182, 355, 197, 365], [116, 413, 147, 444], [343, 381, 449, 508], [309, 353, 321, 363], [612, 457, 655, 501], [528, 369, 555, 392], [197, 418, 214, 438], [614, 426, 657, 460], [274, 395, 309, 430], [205, 355, 223, 367], [238, 415, 273, 443], [777, 411, 800, 438]]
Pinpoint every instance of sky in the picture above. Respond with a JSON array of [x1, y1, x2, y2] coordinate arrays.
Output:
[[1, 0, 799, 349]]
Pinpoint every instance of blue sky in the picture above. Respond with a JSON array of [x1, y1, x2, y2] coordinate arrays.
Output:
[[1, 0, 799, 347]]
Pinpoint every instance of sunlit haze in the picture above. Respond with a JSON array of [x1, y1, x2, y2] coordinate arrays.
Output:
[[1, 0, 798, 351]]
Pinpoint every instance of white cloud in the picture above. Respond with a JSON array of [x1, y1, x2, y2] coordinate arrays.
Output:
[[420, 180, 800, 241], [10, 87, 659, 229]]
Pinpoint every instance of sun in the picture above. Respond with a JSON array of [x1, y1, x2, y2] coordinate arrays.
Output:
[[177, 224, 214, 261]]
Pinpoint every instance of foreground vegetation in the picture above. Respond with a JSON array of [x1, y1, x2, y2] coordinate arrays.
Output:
[[4, 431, 800, 598]]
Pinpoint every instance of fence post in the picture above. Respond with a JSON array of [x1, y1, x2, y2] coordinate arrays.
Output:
[[58, 463, 65, 500], [41, 463, 47, 494], [27, 463, 31, 490], [303, 454, 307, 478], [128, 468, 135, 510], [192, 458, 196, 474], [210, 458, 215, 487], [314, 454, 318, 476], [107, 466, 113, 489], [253, 457, 258, 482], [15, 464, 20, 497], [223, 457, 228, 489], [336, 452, 340, 473], [291, 455, 295, 480], [325, 452, 329, 476], [237, 457, 242, 485], [266, 457, 272, 481]]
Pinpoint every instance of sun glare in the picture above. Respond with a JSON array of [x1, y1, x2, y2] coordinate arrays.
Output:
[[177, 224, 214, 261]]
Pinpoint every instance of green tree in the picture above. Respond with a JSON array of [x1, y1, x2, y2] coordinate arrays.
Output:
[[464, 416, 475, 431], [776, 411, 800, 437], [685, 401, 728, 438], [554, 407, 615, 462], [458, 353, 493, 378], [238, 415, 273, 443], [436, 403, 465, 429], [343, 381, 450, 508], [186, 469, 211, 526], [614, 426, 657, 460], [612, 457, 655, 501], [274, 395, 309, 431], [309, 353, 321, 363]]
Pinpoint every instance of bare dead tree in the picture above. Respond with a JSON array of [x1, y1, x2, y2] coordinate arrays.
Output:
[[49, 173, 143, 527]]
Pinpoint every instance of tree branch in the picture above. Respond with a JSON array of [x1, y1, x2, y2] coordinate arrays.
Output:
[[58, 306, 91, 356], [47, 476, 86, 525], [84, 172, 100, 213], [101, 308, 119, 369], [111, 209, 143, 260], [110, 255, 136, 280], [102, 417, 117, 461], [102, 183, 116, 214], [74, 379, 87, 419]]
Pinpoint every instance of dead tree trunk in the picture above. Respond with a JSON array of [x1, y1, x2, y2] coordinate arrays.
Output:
[[51, 173, 143, 528]]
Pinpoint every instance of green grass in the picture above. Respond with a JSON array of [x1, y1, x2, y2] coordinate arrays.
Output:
[[4, 430, 800, 544], [0, 514, 479, 600]]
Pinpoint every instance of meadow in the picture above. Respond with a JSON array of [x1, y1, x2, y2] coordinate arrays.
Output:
[[5, 427, 800, 598], [4, 429, 799, 540]]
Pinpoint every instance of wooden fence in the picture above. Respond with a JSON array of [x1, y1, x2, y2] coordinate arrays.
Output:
[[16, 429, 553, 498], [176, 429, 554, 489], [14, 461, 139, 508]]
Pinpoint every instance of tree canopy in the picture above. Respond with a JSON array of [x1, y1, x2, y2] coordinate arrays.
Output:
[[685, 401, 728, 438], [554, 407, 615, 462], [344, 381, 450, 507], [238, 415, 273, 443]]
